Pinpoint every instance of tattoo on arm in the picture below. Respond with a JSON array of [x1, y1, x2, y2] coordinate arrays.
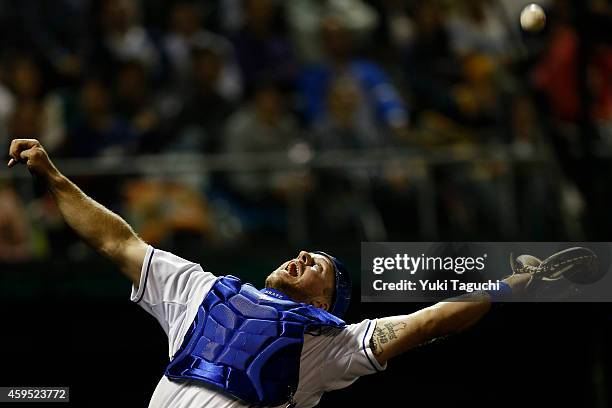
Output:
[[369, 321, 407, 357]]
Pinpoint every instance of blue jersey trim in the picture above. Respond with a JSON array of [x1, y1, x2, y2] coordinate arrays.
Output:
[[362, 320, 381, 373], [136, 248, 154, 304]]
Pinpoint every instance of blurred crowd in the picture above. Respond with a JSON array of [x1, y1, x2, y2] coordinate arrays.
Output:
[[0, 0, 611, 262]]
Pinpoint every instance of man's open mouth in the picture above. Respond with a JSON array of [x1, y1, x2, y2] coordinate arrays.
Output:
[[286, 261, 301, 278]]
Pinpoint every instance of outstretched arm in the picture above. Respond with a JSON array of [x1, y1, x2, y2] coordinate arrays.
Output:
[[369, 273, 531, 365], [7, 139, 147, 285]]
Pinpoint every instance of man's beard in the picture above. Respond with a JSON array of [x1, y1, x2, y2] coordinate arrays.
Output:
[[265, 271, 309, 303]]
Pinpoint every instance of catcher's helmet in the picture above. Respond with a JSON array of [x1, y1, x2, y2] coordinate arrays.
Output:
[[313, 251, 352, 318]]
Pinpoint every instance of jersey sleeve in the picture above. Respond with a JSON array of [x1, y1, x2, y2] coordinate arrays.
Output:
[[130, 245, 217, 341], [302, 319, 387, 395]]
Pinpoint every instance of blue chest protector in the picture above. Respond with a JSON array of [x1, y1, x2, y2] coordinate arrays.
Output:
[[165, 275, 345, 406]]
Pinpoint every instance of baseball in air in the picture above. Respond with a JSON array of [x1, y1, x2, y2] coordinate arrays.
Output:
[[520, 4, 546, 32]]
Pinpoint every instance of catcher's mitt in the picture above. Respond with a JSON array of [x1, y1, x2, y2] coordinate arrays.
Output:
[[509, 247, 598, 288]]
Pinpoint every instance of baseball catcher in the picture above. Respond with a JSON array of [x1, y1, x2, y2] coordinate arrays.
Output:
[[6, 139, 590, 408]]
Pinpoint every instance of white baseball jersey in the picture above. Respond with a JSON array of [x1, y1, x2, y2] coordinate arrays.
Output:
[[131, 246, 386, 408]]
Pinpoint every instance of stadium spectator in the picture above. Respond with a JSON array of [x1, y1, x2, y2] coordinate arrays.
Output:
[[532, 14, 612, 123], [222, 82, 311, 232], [446, 0, 512, 57], [231, 0, 298, 94], [64, 78, 138, 157], [114, 60, 162, 149], [0, 181, 31, 262], [7, 56, 66, 153], [312, 76, 382, 149], [0, 0, 90, 82], [0, 75, 14, 149], [402, 2, 464, 124], [0, 0, 603, 244], [163, 1, 242, 101], [286, 0, 379, 62], [299, 17, 409, 139], [9, 100, 41, 141], [89, 0, 160, 81], [170, 45, 235, 153], [122, 179, 212, 253]]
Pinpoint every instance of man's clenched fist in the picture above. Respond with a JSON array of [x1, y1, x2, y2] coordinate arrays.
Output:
[[7, 139, 58, 179]]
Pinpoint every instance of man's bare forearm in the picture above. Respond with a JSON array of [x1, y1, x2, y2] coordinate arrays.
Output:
[[47, 172, 140, 264], [370, 274, 532, 364], [7, 139, 146, 284], [369, 293, 491, 362]]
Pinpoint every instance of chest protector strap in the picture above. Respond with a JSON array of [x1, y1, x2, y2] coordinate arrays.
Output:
[[165, 275, 345, 406]]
